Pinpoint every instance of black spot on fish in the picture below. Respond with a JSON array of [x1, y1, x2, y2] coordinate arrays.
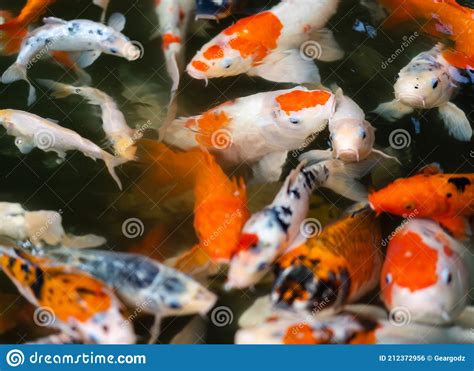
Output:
[[20, 263, 29, 273], [7, 257, 16, 270], [30, 267, 45, 300], [289, 187, 301, 200], [97, 29, 103, 35], [456, 0, 474, 9], [448, 177, 471, 193], [68, 23, 80, 34], [163, 277, 185, 293], [281, 206, 292, 216], [446, 192, 452, 198], [269, 207, 290, 234], [168, 302, 182, 309], [110, 48, 118, 54]]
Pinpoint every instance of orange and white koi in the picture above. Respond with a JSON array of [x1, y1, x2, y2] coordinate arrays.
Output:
[[0, 109, 126, 189], [39, 79, 141, 161], [381, 219, 471, 324], [23, 245, 217, 344], [368, 167, 474, 239], [175, 152, 249, 273], [0, 247, 135, 344], [154, 0, 195, 93], [195, 0, 246, 20], [164, 87, 336, 183], [300, 88, 399, 163], [374, 44, 472, 142], [271, 208, 383, 311], [225, 161, 379, 290], [187, 0, 343, 84], [1, 13, 141, 105]]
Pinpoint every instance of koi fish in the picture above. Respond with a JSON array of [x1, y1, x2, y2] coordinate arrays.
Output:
[[300, 88, 399, 163], [195, 0, 247, 20], [225, 160, 379, 290], [154, 0, 195, 93], [381, 219, 471, 324], [175, 152, 249, 273], [374, 44, 473, 142], [187, 0, 343, 84], [0, 109, 126, 189], [368, 166, 474, 239], [38, 79, 141, 161], [22, 246, 217, 344], [0, 1, 111, 55], [0, 202, 105, 248], [163, 87, 337, 183], [379, 0, 474, 69], [271, 208, 383, 311], [0, 247, 135, 344], [1, 13, 141, 105]]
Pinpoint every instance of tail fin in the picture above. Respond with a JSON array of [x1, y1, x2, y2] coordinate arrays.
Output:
[[0, 19, 27, 56], [1, 63, 37, 105], [173, 244, 215, 276], [37, 78, 75, 99], [323, 156, 379, 202], [103, 153, 127, 190]]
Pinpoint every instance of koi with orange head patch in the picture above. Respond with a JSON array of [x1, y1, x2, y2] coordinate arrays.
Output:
[[381, 219, 470, 324], [379, 0, 474, 69], [0, 247, 135, 344], [374, 44, 472, 142], [164, 87, 337, 183], [225, 159, 379, 290], [154, 0, 195, 93], [187, 0, 342, 84], [368, 169, 474, 238], [271, 209, 383, 312]]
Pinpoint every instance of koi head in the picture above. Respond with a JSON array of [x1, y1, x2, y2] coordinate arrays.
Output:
[[381, 219, 469, 324], [156, 269, 217, 316], [270, 89, 335, 139], [187, 38, 252, 81], [225, 210, 288, 290], [330, 120, 375, 162], [394, 68, 452, 109]]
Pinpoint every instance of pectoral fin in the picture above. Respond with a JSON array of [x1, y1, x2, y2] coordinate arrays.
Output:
[[108, 13, 126, 32], [438, 102, 473, 141], [249, 49, 321, 84], [309, 28, 344, 62], [70, 50, 102, 68], [14, 137, 34, 154], [373, 100, 414, 122], [299, 149, 333, 164]]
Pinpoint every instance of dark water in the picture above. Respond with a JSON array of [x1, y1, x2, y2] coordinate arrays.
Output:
[[0, 0, 472, 344]]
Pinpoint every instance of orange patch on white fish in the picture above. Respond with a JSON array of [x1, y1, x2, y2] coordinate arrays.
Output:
[[162, 33, 182, 50], [187, 110, 232, 147], [276, 90, 332, 114], [203, 45, 224, 60], [223, 11, 283, 63]]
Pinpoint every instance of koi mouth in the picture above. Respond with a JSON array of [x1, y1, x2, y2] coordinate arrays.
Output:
[[336, 149, 359, 162], [397, 95, 426, 108], [187, 66, 209, 87]]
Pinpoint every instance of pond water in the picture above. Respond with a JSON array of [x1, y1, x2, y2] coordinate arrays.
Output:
[[0, 0, 472, 344]]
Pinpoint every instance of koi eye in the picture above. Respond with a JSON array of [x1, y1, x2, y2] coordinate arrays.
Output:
[[441, 268, 452, 284], [385, 273, 393, 285], [360, 129, 367, 139], [404, 202, 415, 211], [289, 116, 300, 125], [221, 58, 233, 69], [432, 79, 439, 89], [75, 88, 81, 94]]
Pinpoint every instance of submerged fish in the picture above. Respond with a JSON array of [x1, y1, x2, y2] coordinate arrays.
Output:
[[381, 219, 471, 325], [23, 246, 217, 344], [164, 87, 336, 183], [187, 0, 343, 84], [1, 13, 141, 105], [154, 0, 195, 93], [39, 79, 141, 161], [195, 0, 245, 20], [374, 44, 473, 142], [301, 88, 399, 163], [225, 160, 378, 290], [271, 209, 383, 311], [0, 247, 135, 344], [0, 109, 126, 189], [175, 152, 249, 273], [368, 166, 474, 238], [379, 0, 474, 69]]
